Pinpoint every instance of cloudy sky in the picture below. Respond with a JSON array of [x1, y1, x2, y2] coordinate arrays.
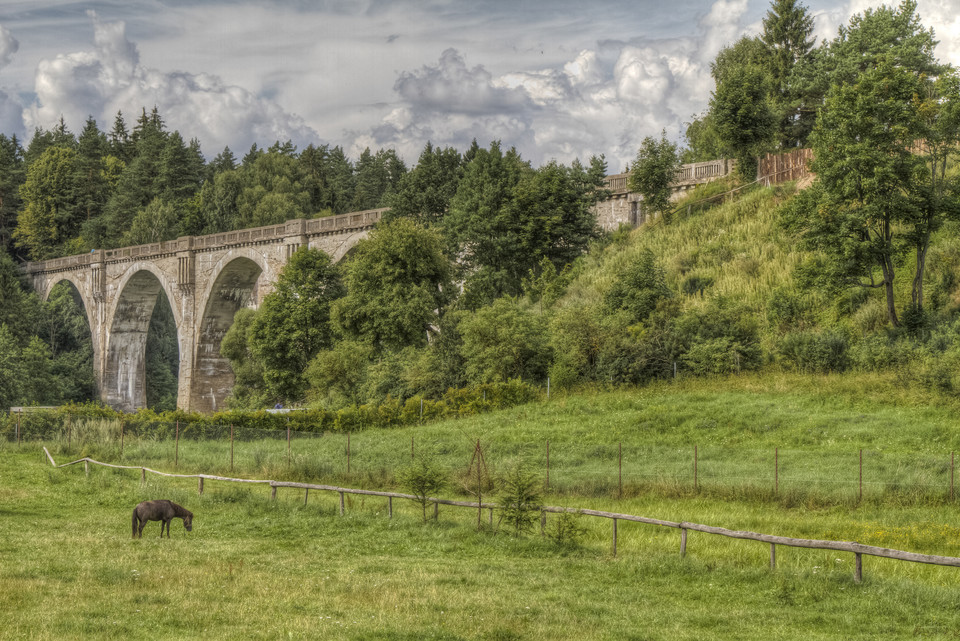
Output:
[[0, 0, 958, 172]]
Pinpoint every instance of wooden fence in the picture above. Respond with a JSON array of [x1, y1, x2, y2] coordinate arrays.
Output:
[[758, 148, 813, 186], [44, 448, 960, 584]]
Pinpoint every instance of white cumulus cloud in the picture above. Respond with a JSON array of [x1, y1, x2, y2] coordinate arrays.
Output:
[[24, 13, 318, 155]]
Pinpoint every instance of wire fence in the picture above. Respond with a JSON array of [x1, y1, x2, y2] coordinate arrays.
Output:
[[6, 415, 958, 504]]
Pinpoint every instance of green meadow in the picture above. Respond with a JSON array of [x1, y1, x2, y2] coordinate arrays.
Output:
[[5, 376, 960, 640]]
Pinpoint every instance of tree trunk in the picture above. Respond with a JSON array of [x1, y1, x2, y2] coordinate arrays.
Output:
[[880, 246, 899, 327], [912, 231, 931, 310]]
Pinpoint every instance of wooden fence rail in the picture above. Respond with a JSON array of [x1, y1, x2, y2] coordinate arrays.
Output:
[[44, 449, 960, 583]]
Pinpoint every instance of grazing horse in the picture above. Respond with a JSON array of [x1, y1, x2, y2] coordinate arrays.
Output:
[[132, 500, 194, 538]]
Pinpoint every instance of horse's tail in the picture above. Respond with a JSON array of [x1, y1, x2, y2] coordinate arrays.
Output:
[[132, 506, 138, 538]]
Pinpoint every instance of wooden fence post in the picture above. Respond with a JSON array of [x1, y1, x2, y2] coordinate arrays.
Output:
[[198, 477, 204, 496], [681, 527, 688, 558], [855, 553, 863, 583], [770, 543, 776, 569], [271, 485, 277, 501], [694, 446, 699, 491], [388, 496, 393, 519], [84, 460, 89, 477], [612, 518, 618, 557], [140, 468, 145, 485], [411, 436, 415, 461], [339, 492, 345, 516], [434, 502, 439, 520], [546, 440, 550, 492], [618, 442, 623, 499], [775, 447, 779, 495], [304, 488, 308, 506]]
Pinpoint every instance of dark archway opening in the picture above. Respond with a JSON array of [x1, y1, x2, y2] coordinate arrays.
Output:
[[43, 281, 96, 403], [144, 289, 179, 411]]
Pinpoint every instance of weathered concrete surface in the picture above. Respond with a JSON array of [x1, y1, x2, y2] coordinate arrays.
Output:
[[594, 158, 734, 231], [24, 209, 383, 413]]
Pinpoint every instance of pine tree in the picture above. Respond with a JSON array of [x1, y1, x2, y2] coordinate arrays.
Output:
[[0, 134, 24, 253], [108, 111, 133, 162], [74, 117, 109, 225], [761, 0, 816, 148]]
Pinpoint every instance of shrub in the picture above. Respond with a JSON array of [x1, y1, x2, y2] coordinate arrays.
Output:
[[603, 250, 672, 323], [459, 299, 551, 384], [778, 330, 850, 373]]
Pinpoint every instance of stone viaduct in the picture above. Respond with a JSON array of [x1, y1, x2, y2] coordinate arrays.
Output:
[[20, 156, 743, 415], [22, 209, 384, 414]]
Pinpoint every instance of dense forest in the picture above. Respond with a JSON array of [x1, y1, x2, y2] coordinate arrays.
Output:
[[1, 0, 959, 415]]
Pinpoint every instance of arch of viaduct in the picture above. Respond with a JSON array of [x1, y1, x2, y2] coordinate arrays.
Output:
[[22, 209, 384, 413]]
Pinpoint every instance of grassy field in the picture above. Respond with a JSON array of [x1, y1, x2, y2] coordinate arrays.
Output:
[[6, 377, 960, 639], [24, 371, 960, 505]]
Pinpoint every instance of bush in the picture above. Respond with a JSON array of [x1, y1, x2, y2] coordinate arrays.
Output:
[[778, 330, 850, 373], [459, 299, 551, 384], [604, 250, 672, 324]]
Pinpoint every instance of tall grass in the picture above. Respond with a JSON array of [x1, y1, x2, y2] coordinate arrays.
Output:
[[567, 182, 806, 317]]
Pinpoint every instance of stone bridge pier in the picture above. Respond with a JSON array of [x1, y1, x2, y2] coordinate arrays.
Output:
[[23, 209, 383, 413]]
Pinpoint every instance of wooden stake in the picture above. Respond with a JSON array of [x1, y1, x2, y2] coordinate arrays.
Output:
[[612, 518, 618, 557], [694, 445, 698, 491], [198, 477, 204, 496], [681, 527, 688, 557], [546, 440, 550, 492], [476, 439, 482, 530], [140, 468, 145, 484], [855, 553, 863, 583], [770, 543, 776, 569]]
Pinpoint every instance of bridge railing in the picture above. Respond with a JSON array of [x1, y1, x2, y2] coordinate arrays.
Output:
[[603, 158, 733, 194], [22, 208, 388, 275]]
